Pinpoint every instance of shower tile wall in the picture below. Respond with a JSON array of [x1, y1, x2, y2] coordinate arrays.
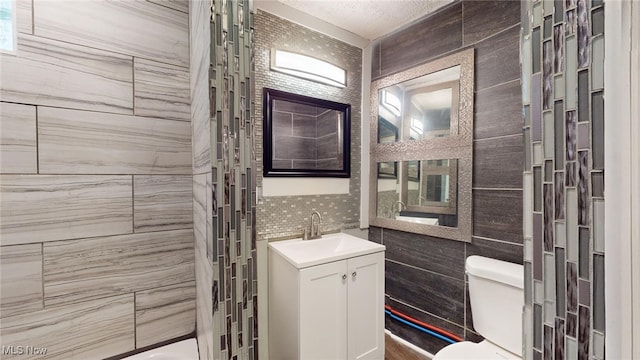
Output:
[[254, 10, 362, 240], [521, 0, 605, 359], [189, 0, 257, 359], [0, 1, 194, 358], [369, 0, 523, 355]]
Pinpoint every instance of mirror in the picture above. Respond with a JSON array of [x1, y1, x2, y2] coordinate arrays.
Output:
[[370, 48, 474, 242], [376, 159, 458, 227], [263, 88, 351, 177], [378, 67, 460, 143]]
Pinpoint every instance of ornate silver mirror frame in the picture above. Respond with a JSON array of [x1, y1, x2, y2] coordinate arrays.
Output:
[[369, 48, 474, 242]]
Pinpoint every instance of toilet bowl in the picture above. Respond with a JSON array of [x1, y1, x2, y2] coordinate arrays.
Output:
[[433, 256, 524, 360]]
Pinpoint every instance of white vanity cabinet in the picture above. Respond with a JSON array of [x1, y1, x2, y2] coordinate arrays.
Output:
[[268, 233, 385, 360]]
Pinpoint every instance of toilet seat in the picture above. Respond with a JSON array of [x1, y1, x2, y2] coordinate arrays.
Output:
[[433, 340, 522, 360]]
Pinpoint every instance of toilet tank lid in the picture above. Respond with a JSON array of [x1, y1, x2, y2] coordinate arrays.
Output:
[[465, 256, 523, 289]]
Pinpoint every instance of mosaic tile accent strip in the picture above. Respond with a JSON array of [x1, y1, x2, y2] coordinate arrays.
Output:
[[196, 1, 258, 359], [522, 0, 604, 358]]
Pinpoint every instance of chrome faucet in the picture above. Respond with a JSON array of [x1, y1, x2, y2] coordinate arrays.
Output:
[[308, 209, 322, 240], [392, 200, 406, 215]]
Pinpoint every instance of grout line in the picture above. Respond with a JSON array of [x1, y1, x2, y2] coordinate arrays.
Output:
[[472, 187, 523, 191], [35, 106, 39, 174], [132, 175, 136, 232], [474, 78, 521, 94], [473, 133, 523, 142], [133, 292, 137, 348], [471, 235, 524, 246], [385, 258, 464, 282], [41, 242, 44, 309]]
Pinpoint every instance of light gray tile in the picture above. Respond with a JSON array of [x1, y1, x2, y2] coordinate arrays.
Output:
[[38, 107, 192, 174], [0, 294, 134, 360], [134, 175, 193, 232], [17, 0, 32, 34], [565, 36, 578, 109], [33, 0, 189, 67], [525, 238, 533, 262], [543, 111, 554, 159], [534, 280, 544, 304], [134, 58, 190, 122], [135, 281, 196, 348], [554, 74, 564, 99], [544, 253, 555, 300], [43, 229, 194, 306], [592, 35, 604, 90], [566, 188, 578, 262], [533, 143, 543, 165], [0, 102, 37, 173], [193, 174, 207, 255], [147, 0, 189, 13], [555, 221, 566, 248], [566, 336, 577, 359], [524, 173, 533, 238], [593, 199, 604, 253], [0, 244, 42, 318], [0, 34, 133, 114], [544, 300, 555, 325], [0, 175, 132, 246], [593, 331, 605, 359]]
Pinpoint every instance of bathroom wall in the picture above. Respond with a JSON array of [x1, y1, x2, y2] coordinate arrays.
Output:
[[521, 0, 606, 359], [189, 0, 258, 359], [254, 10, 362, 240], [0, 0, 194, 358], [369, 0, 524, 354]]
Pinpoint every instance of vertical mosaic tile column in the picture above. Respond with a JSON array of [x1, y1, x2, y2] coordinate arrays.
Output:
[[521, 0, 605, 359], [209, 1, 258, 359]]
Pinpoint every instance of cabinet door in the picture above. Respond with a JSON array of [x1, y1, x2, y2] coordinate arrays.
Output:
[[300, 260, 348, 360], [347, 252, 385, 360]]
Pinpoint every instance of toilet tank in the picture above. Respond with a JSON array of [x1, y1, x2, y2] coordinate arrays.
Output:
[[466, 255, 524, 356]]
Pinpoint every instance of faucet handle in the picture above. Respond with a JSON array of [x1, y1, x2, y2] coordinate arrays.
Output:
[[303, 227, 309, 240]]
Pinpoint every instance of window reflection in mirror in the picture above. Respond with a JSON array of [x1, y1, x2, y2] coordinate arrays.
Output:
[[378, 66, 460, 143], [376, 159, 458, 228]]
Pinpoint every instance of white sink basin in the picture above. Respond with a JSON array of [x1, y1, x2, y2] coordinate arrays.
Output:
[[395, 215, 439, 225], [269, 232, 385, 269]]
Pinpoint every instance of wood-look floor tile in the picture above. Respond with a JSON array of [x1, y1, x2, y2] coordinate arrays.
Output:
[[134, 175, 193, 233], [43, 229, 194, 306], [33, 0, 189, 67], [0, 175, 132, 246], [0, 294, 135, 360], [0, 102, 37, 174], [0, 34, 133, 114], [38, 107, 192, 174], [0, 244, 43, 318], [385, 333, 431, 360], [135, 281, 196, 348]]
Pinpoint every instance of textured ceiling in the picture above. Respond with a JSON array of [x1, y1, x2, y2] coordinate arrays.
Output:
[[268, 0, 454, 40]]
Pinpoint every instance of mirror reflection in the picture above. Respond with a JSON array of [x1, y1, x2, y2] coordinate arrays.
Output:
[[378, 66, 460, 143], [376, 159, 458, 227], [263, 88, 351, 177]]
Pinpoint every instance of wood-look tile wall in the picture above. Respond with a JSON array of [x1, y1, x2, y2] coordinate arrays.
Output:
[[0, 1, 194, 358], [369, 0, 523, 355]]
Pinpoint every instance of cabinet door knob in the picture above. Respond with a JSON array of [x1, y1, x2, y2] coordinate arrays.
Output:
[[352, 271, 357, 277], [342, 274, 347, 280]]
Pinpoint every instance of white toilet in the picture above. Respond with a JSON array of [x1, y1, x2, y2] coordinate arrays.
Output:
[[434, 255, 524, 360]]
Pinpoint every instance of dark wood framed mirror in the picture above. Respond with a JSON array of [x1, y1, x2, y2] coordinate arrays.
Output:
[[263, 88, 351, 177]]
